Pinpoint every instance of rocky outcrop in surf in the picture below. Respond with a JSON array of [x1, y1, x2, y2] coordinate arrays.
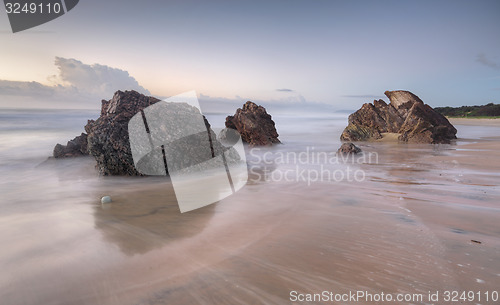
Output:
[[53, 133, 88, 158], [337, 142, 362, 155], [225, 101, 281, 146], [82, 90, 162, 175], [54, 90, 230, 176], [340, 90, 457, 144]]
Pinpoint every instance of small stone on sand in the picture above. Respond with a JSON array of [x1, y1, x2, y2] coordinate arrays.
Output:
[[101, 196, 112, 204]]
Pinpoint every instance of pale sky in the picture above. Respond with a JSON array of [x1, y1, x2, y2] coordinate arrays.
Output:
[[0, 0, 499, 109]]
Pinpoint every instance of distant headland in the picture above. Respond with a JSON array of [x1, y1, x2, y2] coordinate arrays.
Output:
[[435, 103, 500, 118]]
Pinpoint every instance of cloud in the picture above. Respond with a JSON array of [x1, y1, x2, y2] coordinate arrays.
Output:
[[51, 57, 150, 96], [476, 53, 500, 70], [276, 88, 294, 92], [0, 80, 55, 97], [0, 57, 150, 108]]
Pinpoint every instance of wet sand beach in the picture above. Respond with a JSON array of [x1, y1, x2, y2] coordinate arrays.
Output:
[[0, 116, 499, 305]]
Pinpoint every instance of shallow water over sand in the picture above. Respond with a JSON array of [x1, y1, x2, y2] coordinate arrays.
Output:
[[0, 111, 499, 305]]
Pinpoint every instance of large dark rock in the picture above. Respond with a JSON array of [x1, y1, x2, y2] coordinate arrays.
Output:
[[341, 90, 457, 144], [225, 101, 280, 146], [83, 90, 161, 175], [53, 133, 88, 158]]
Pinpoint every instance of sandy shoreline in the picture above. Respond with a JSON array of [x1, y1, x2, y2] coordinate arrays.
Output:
[[448, 117, 500, 126]]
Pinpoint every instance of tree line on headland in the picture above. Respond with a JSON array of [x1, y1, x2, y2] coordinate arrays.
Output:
[[435, 103, 500, 118]]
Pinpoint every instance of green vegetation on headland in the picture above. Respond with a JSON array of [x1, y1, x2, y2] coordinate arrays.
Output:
[[435, 103, 500, 118]]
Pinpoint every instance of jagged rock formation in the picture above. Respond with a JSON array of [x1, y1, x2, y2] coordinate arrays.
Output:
[[53, 133, 88, 158], [225, 101, 281, 146], [337, 143, 362, 155], [341, 90, 457, 144], [82, 90, 162, 175]]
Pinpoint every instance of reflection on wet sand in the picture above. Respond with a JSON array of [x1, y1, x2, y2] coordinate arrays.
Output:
[[83, 180, 459, 305], [359, 137, 500, 297], [93, 182, 216, 255]]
